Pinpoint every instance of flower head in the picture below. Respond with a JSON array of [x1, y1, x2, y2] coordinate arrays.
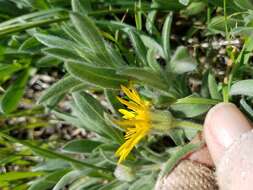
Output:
[[115, 85, 151, 163]]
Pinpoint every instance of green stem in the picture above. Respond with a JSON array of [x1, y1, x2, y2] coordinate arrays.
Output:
[[222, 0, 230, 103], [223, 0, 229, 40], [174, 120, 203, 131], [207, 6, 211, 24], [222, 84, 229, 103]]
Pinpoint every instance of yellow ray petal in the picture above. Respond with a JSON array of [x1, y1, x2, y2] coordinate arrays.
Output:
[[117, 97, 141, 112], [121, 85, 141, 104], [118, 109, 135, 119], [115, 128, 148, 164]]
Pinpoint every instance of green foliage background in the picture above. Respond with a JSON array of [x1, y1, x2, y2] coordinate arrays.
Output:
[[1, 0, 253, 189]]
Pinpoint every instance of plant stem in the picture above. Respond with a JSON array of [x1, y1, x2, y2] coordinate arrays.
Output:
[[207, 6, 211, 24], [222, 79, 229, 103], [223, 0, 229, 40]]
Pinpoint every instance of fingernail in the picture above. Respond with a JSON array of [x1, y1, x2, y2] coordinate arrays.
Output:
[[204, 103, 252, 164]]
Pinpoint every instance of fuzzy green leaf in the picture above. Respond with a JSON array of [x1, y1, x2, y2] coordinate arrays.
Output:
[[208, 73, 222, 100], [0, 69, 29, 114], [28, 169, 69, 190], [38, 76, 82, 104], [169, 46, 197, 74], [66, 62, 128, 89], [162, 13, 173, 60], [126, 28, 147, 66], [230, 79, 253, 96], [62, 139, 101, 153], [118, 67, 168, 92]]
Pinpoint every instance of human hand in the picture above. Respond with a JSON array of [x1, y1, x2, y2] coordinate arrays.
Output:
[[156, 103, 253, 190]]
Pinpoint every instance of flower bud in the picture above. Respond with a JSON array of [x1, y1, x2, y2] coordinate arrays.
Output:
[[150, 110, 174, 133]]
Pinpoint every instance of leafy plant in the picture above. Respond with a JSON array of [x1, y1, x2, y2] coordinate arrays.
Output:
[[1, 0, 253, 189]]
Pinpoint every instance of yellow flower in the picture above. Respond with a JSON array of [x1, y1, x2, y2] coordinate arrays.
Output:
[[115, 85, 151, 164]]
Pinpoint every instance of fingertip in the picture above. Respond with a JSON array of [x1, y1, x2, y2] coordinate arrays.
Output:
[[204, 103, 252, 165]]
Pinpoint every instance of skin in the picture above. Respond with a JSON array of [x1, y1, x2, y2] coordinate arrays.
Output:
[[188, 103, 253, 190]]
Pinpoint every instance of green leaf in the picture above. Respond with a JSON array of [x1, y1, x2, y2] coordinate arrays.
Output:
[[0, 132, 110, 171], [230, 80, 253, 96], [118, 67, 168, 92], [230, 37, 253, 81], [34, 33, 78, 51], [19, 37, 40, 52], [240, 98, 253, 118], [0, 1, 25, 17], [13, 183, 28, 190], [105, 89, 122, 115], [72, 92, 123, 143], [0, 69, 29, 114], [159, 142, 203, 178], [153, 0, 186, 11], [233, 0, 253, 10], [140, 35, 165, 58], [145, 11, 157, 35], [171, 95, 219, 117], [162, 13, 173, 60], [43, 48, 84, 63], [98, 180, 124, 190], [0, 17, 68, 38], [146, 48, 161, 72], [0, 63, 23, 81], [125, 28, 147, 66], [0, 172, 43, 182], [129, 175, 155, 190], [70, 13, 103, 48], [53, 170, 91, 190], [171, 103, 211, 118], [62, 139, 101, 153], [168, 128, 185, 146], [169, 46, 197, 74], [68, 177, 100, 190], [96, 20, 135, 32], [71, 0, 91, 14], [28, 169, 69, 190], [208, 73, 222, 100], [175, 96, 220, 105], [179, 0, 190, 6], [70, 13, 113, 66], [38, 76, 82, 104], [182, 2, 206, 16], [0, 8, 64, 27], [35, 55, 61, 68], [66, 62, 128, 89], [33, 159, 69, 172], [53, 110, 87, 129], [208, 16, 243, 35]]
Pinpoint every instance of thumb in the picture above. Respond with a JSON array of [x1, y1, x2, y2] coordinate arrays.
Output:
[[204, 103, 253, 190]]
